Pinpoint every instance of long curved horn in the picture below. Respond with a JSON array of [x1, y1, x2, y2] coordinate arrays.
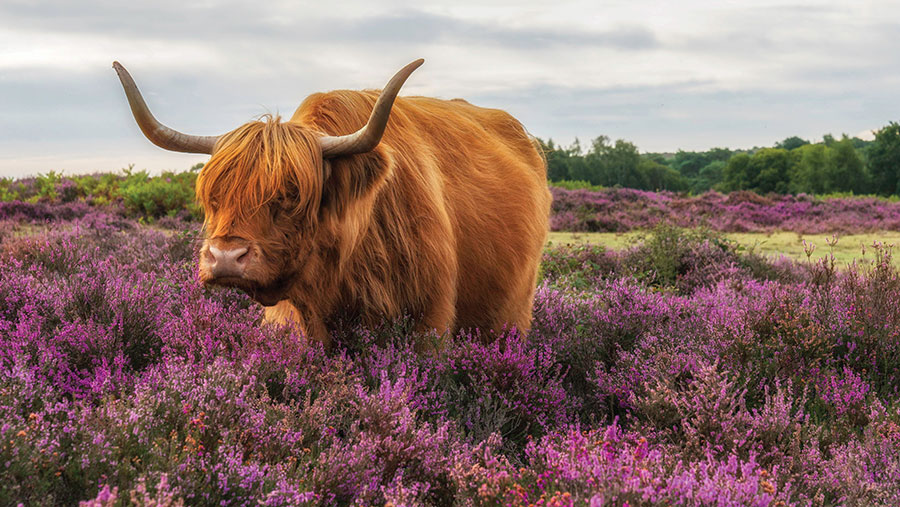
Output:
[[319, 59, 424, 158], [112, 61, 219, 154]]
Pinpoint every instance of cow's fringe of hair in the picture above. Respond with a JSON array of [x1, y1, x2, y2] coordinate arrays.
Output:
[[196, 115, 323, 237]]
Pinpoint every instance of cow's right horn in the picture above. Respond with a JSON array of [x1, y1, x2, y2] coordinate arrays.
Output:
[[113, 61, 220, 154], [319, 59, 424, 158]]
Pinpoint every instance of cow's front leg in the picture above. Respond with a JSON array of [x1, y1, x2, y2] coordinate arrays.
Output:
[[264, 300, 332, 348]]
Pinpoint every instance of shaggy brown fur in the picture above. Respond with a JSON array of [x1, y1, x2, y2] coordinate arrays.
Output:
[[196, 89, 551, 346]]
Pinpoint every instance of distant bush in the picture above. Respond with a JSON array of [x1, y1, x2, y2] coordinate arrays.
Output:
[[0, 164, 203, 222], [118, 167, 202, 220], [540, 243, 617, 289], [819, 191, 900, 202], [548, 179, 604, 191], [623, 224, 745, 292]]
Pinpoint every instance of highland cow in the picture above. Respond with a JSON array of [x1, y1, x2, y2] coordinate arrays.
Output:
[[114, 59, 551, 346]]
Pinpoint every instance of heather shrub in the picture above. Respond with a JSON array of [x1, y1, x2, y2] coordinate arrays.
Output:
[[0, 375, 75, 504], [432, 333, 571, 449], [310, 375, 460, 504], [633, 363, 812, 468], [623, 224, 747, 293], [836, 245, 900, 396], [550, 186, 900, 233], [2, 205, 900, 505], [479, 423, 795, 506], [813, 400, 900, 505], [731, 295, 833, 397], [0, 200, 94, 223], [4, 266, 168, 399], [354, 331, 573, 453], [531, 279, 688, 422], [513, 425, 665, 505], [540, 242, 617, 289], [736, 247, 806, 285]]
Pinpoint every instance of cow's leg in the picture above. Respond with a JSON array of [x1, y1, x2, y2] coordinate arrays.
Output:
[[264, 300, 332, 348], [414, 261, 457, 352]]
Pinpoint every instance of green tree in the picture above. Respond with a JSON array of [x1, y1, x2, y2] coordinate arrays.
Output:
[[693, 160, 726, 193], [670, 148, 732, 181], [823, 136, 867, 193], [539, 139, 565, 181], [638, 158, 687, 191], [776, 136, 810, 150], [851, 136, 872, 150], [720, 149, 795, 193], [867, 122, 900, 195], [643, 153, 669, 166], [752, 148, 795, 194], [790, 144, 827, 194], [720, 153, 752, 192], [585, 136, 643, 188]]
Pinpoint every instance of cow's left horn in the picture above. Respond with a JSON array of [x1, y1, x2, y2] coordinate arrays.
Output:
[[113, 61, 220, 154], [319, 59, 424, 158]]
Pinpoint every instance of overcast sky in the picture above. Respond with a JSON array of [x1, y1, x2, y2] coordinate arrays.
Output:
[[2, 0, 899, 178]]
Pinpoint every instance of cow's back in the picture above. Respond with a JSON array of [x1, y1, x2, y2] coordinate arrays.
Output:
[[395, 96, 551, 331]]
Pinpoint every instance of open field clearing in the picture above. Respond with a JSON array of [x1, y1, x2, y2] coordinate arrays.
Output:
[[549, 230, 900, 266]]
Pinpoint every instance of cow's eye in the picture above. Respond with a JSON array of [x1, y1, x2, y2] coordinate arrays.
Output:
[[271, 198, 292, 218]]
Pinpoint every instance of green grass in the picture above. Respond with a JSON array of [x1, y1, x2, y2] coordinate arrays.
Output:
[[548, 230, 900, 266]]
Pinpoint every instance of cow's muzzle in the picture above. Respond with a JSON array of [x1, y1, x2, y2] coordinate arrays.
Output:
[[198, 239, 290, 306], [206, 245, 249, 279], [199, 238, 257, 285]]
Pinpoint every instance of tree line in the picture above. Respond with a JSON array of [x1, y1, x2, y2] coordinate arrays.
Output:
[[541, 122, 900, 195]]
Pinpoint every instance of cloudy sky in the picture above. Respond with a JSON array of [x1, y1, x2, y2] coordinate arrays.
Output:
[[2, 0, 899, 177]]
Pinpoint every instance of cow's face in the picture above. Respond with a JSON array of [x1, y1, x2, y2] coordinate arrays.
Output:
[[112, 59, 423, 306], [195, 120, 323, 306]]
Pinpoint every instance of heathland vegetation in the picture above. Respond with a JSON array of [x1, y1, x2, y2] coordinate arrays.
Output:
[[2, 199, 900, 504], [2, 132, 900, 504]]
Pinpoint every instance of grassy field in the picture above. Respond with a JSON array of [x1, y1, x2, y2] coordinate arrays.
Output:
[[548, 230, 900, 266]]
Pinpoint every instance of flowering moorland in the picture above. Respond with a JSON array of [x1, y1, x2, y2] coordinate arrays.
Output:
[[1, 202, 899, 506], [5, 171, 900, 235], [551, 187, 900, 233]]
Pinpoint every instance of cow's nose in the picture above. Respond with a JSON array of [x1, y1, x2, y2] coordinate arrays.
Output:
[[207, 246, 249, 278]]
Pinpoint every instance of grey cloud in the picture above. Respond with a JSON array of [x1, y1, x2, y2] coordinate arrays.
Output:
[[468, 80, 899, 152], [674, 6, 900, 59], [0, 3, 659, 51], [0, 67, 257, 147], [0, 1, 251, 38], [326, 12, 659, 50]]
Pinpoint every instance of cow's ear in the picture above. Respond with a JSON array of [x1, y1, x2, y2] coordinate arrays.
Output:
[[320, 148, 392, 218]]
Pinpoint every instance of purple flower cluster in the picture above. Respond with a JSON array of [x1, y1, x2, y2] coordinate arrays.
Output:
[[1, 212, 899, 505], [552, 187, 900, 233]]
